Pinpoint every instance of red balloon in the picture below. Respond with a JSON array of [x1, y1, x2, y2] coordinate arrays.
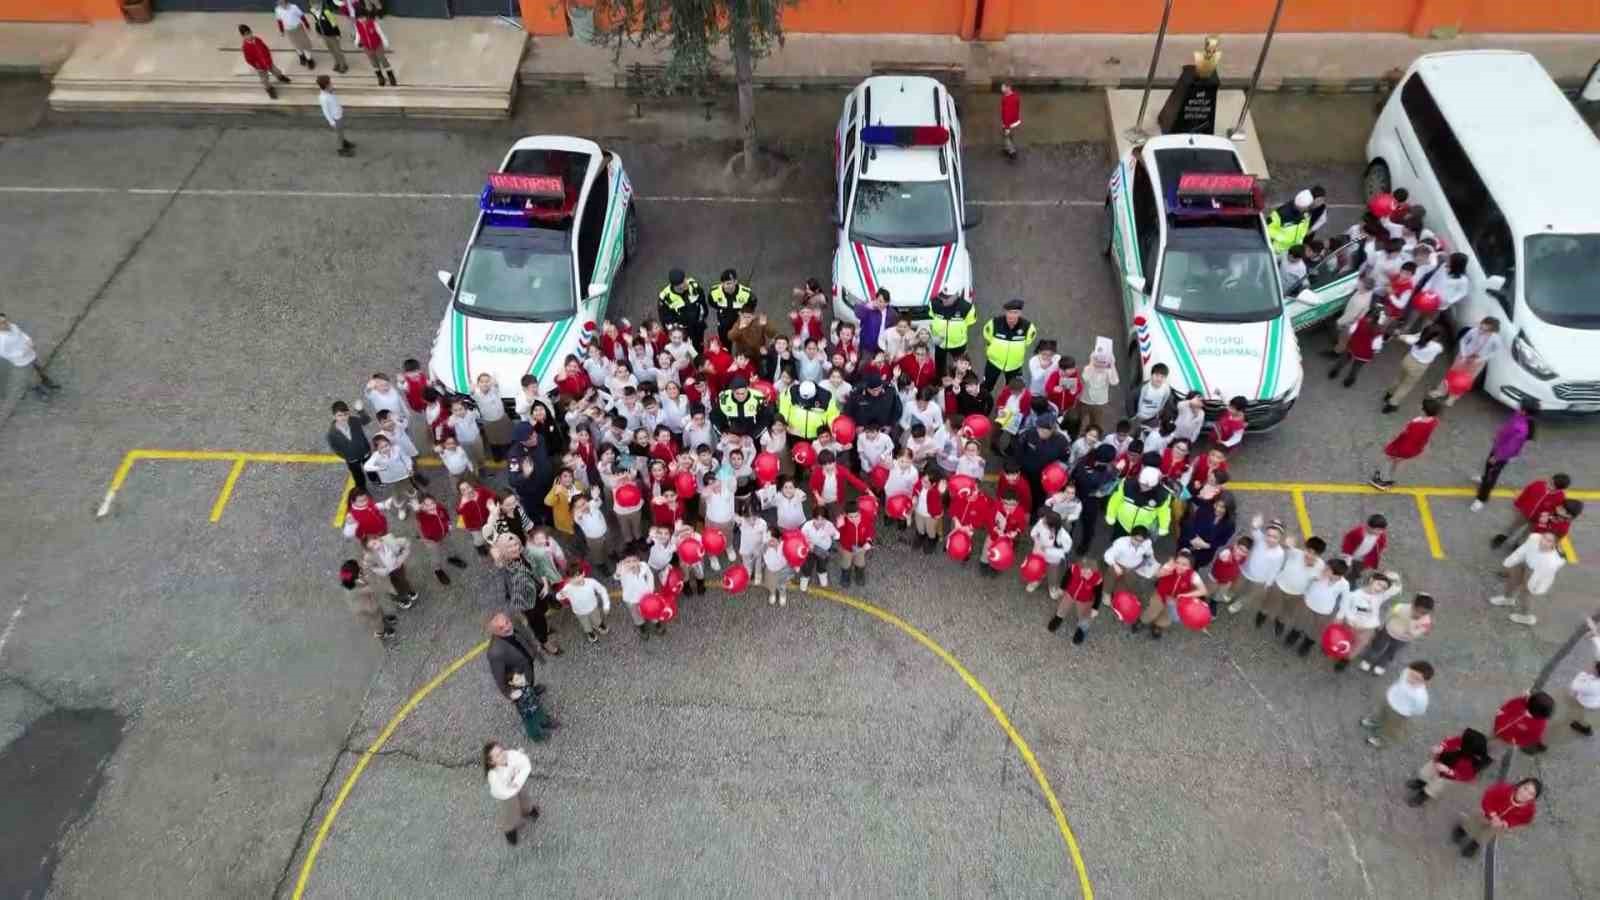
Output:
[[1321, 622, 1356, 659], [856, 493, 879, 520], [985, 538, 1016, 571], [1445, 366, 1475, 397], [700, 527, 727, 556], [782, 531, 810, 567], [1177, 597, 1213, 630], [754, 451, 781, 485], [1019, 553, 1048, 584], [677, 536, 704, 564], [1368, 192, 1396, 219], [1110, 590, 1141, 624], [750, 379, 776, 402], [1041, 462, 1069, 493], [791, 441, 816, 467], [962, 414, 992, 440], [946, 529, 972, 562], [1411, 289, 1441, 314], [614, 481, 642, 509], [830, 414, 857, 446], [947, 474, 977, 499], [869, 464, 890, 492], [662, 567, 685, 596], [673, 470, 698, 497], [659, 592, 679, 622], [639, 592, 666, 622], [885, 494, 913, 520], [721, 563, 750, 593]]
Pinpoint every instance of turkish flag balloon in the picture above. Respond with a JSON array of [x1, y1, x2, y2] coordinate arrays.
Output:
[[830, 414, 857, 446], [754, 452, 781, 485], [659, 592, 679, 622], [1019, 553, 1048, 584], [869, 464, 890, 492], [1111, 590, 1142, 624], [639, 592, 666, 622], [721, 563, 750, 593], [677, 537, 704, 565], [946, 530, 972, 562], [856, 493, 879, 520], [885, 494, 913, 520], [791, 441, 816, 467], [782, 531, 810, 567], [1411, 289, 1441, 314], [700, 527, 727, 556], [1445, 366, 1475, 397], [1321, 622, 1356, 659], [674, 470, 698, 497], [986, 538, 1016, 571], [662, 567, 685, 596], [962, 414, 992, 440], [614, 482, 642, 508], [750, 379, 776, 402], [1368, 193, 1397, 219], [948, 474, 977, 498], [1177, 597, 1213, 630], [1041, 462, 1069, 493]]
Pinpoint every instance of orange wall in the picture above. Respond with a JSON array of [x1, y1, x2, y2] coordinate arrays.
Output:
[[783, 0, 969, 34], [1006, 0, 1414, 34], [1460, 0, 1600, 33], [0, 0, 119, 21]]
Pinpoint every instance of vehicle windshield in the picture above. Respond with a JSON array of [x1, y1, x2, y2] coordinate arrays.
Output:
[[1523, 234, 1600, 330], [456, 230, 575, 322], [1158, 228, 1283, 322], [849, 179, 958, 247]]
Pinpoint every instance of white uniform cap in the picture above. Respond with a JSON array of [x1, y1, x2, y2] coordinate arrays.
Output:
[[1138, 466, 1161, 489]]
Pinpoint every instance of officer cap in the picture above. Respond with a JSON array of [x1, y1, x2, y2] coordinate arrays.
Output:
[[511, 421, 534, 442], [720, 268, 737, 282], [1036, 413, 1058, 431], [668, 268, 686, 285], [862, 371, 884, 389], [1003, 298, 1024, 311], [729, 376, 749, 390], [799, 381, 817, 399]]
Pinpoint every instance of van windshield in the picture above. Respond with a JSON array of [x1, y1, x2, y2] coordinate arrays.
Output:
[[1524, 235, 1600, 330]]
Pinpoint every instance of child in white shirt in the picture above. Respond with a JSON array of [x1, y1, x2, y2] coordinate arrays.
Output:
[[761, 536, 792, 607]]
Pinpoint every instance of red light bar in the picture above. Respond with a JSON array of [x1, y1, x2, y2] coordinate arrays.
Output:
[[486, 173, 564, 198], [1172, 172, 1263, 215], [860, 125, 949, 147]]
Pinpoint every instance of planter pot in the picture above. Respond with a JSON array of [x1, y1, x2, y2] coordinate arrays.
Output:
[[121, 0, 153, 23]]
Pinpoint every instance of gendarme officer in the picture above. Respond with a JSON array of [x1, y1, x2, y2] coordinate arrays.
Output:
[[712, 376, 771, 437], [708, 267, 757, 343], [927, 287, 976, 376], [981, 298, 1037, 394], [658, 268, 708, 346]]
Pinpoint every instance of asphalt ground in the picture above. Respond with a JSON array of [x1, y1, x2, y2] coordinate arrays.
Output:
[[1, 89, 1598, 899]]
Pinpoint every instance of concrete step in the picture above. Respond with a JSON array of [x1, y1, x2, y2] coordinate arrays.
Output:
[[48, 85, 511, 118], [51, 76, 509, 98]]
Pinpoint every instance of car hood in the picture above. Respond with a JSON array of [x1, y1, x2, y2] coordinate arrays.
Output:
[[429, 307, 585, 395], [1136, 311, 1299, 401], [836, 241, 965, 309]]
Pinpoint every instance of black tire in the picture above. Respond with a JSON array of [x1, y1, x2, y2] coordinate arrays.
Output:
[[1362, 160, 1391, 201], [623, 205, 640, 263], [1101, 199, 1115, 258]]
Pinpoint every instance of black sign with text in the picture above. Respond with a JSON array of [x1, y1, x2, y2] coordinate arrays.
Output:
[[1158, 65, 1219, 135]]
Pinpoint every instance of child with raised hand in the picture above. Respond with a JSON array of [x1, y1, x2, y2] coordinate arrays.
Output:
[[407, 493, 469, 586]]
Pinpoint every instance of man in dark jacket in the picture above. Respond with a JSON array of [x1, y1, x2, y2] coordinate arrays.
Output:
[[712, 377, 771, 437], [1070, 444, 1119, 556], [485, 611, 557, 741], [507, 421, 554, 527], [1012, 414, 1072, 512], [327, 400, 371, 489], [845, 371, 904, 441]]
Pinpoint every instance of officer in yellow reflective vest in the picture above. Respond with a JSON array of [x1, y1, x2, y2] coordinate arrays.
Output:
[[927, 288, 976, 376], [658, 267, 707, 346], [980, 298, 1037, 394], [712, 377, 771, 437], [708, 267, 757, 343], [1104, 465, 1174, 540], [1265, 190, 1313, 255], [776, 380, 838, 440]]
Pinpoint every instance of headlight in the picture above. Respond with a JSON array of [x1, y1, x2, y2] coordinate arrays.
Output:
[[1511, 333, 1558, 381]]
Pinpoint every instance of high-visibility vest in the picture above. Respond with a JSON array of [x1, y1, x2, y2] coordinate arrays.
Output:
[[709, 283, 753, 314], [717, 390, 763, 421], [1266, 207, 1310, 255], [928, 297, 976, 349], [982, 315, 1036, 372], [776, 387, 838, 439], [1103, 479, 1173, 536], [659, 278, 702, 312]]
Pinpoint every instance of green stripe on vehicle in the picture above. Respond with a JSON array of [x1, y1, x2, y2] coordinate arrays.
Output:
[[451, 311, 469, 392], [1259, 316, 1282, 399], [1156, 315, 1205, 394], [529, 318, 572, 382]]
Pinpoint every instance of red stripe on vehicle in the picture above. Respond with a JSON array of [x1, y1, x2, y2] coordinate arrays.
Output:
[[852, 242, 878, 298], [925, 244, 953, 303]]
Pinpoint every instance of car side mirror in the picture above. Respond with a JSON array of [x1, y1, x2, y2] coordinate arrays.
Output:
[[963, 206, 984, 230], [436, 270, 454, 291], [588, 283, 609, 299], [1125, 274, 1147, 295], [1484, 274, 1507, 299]]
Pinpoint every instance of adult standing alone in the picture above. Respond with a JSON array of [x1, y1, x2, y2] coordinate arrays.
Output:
[[316, 76, 355, 158], [483, 741, 540, 845], [0, 313, 60, 398], [1469, 398, 1537, 512], [485, 611, 558, 741], [326, 400, 371, 488]]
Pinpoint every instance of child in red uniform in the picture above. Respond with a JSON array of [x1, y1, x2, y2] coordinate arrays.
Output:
[[999, 81, 1022, 159], [1048, 557, 1103, 645], [554, 355, 591, 404], [911, 467, 947, 553], [1371, 396, 1441, 489], [408, 494, 469, 585], [1211, 397, 1248, 450], [1339, 513, 1389, 578], [982, 494, 1027, 577], [399, 358, 428, 416], [949, 488, 993, 566], [836, 506, 875, 587], [1186, 446, 1229, 498], [1207, 534, 1251, 615], [995, 462, 1034, 513], [1329, 305, 1386, 388], [649, 487, 683, 529], [239, 25, 291, 98], [455, 478, 498, 557], [1134, 549, 1207, 639], [342, 488, 393, 543], [1404, 727, 1492, 807], [1490, 691, 1554, 755], [1452, 778, 1541, 858], [808, 450, 868, 519], [1493, 473, 1571, 548]]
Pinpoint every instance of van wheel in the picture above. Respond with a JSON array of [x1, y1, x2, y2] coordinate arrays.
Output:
[[1362, 160, 1391, 200], [623, 206, 640, 263], [1101, 199, 1115, 258]]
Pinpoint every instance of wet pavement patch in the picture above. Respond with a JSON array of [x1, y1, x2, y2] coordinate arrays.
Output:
[[0, 707, 125, 899]]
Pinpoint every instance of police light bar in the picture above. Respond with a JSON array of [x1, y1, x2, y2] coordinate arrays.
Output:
[[860, 125, 949, 147], [486, 173, 564, 198], [479, 173, 574, 225], [1171, 172, 1264, 216]]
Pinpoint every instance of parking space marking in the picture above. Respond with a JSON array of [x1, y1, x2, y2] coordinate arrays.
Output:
[[1414, 494, 1445, 560], [1290, 488, 1313, 540], [331, 475, 356, 529], [291, 589, 1092, 900], [209, 458, 248, 523]]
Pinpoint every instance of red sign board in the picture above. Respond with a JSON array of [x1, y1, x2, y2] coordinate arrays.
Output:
[[1176, 173, 1257, 197], [487, 173, 565, 198]]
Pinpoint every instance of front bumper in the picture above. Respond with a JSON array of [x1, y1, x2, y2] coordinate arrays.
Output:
[[1203, 395, 1296, 432]]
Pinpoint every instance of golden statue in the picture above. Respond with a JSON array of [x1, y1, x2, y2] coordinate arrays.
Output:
[[1194, 35, 1222, 79]]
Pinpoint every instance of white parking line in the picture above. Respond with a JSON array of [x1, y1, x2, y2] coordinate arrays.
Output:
[[0, 604, 23, 663]]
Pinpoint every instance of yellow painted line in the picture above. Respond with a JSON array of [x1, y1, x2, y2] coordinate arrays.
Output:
[[1230, 480, 1600, 501], [291, 639, 489, 900], [292, 590, 1093, 900], [331, 475, 355, 530], [208, 458, 248, 523], [1561, 536, 1580, 564], [812, 586, 1092, 898], [95, 449, 142, 518], [1290, 489, 1313, 540], [1414, 494, 1445, 560]]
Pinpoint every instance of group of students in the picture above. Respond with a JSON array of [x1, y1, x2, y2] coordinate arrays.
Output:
[[324, 254, 1589, 860]]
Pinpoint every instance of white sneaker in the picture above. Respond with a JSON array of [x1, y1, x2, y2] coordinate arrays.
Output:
[[1372, 665, 1385, 676], [818, 573, 829, 588], [1358, 660, 1372, 672], [1025, 582, 1040, 593], [1470, 474, 1482, 484], [1469, 500, 1484, 512], [767, 592, 776, 606], [778, 590, 787, 607], [727, 550, 737, 563], [1508, 613, 1538, 626], [1048, 588, 1063, 600], [1227, 600, 1244, 614], [709, 556, 723, 572], [799, 577, 810, 592], [1488, 595, 1515, 607]]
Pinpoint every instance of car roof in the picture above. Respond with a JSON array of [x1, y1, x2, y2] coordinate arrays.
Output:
[[854, 75, 952, 183], [1410, 51, 1600, 235]]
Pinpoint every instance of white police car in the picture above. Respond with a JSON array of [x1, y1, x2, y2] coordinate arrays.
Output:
[[1103, 135, 1302, 429], [429, 136, 638, 403], [831, 75, 981, 324]]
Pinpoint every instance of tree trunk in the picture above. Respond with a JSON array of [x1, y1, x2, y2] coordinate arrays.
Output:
[[730, 9, 758, 175]]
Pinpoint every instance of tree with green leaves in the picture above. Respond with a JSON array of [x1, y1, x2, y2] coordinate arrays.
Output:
[[590, 0, 798, 174]]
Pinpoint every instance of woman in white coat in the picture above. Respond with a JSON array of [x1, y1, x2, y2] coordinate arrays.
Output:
[[483, 741, 539, 845]]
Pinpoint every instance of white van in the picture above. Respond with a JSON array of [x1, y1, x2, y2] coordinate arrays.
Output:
[[1365, 50, 1600, 413]]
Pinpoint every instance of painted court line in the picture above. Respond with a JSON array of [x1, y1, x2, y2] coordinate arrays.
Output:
[[209, 458, 248, 523], [0, 604, 23, 663], [290, 590, 1092, 899]]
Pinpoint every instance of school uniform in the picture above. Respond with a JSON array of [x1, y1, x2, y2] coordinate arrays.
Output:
[[558, 575, 610, 637], [1367, 675, 1428, 746], [1141, 566, 1203, 630], [411, 503, 464, 574], [737, 517, 770, 576], [618, 565, 655, 627], [327, 413, 372, 488], [1234, 530, 1286, 614], [913, 477, 946, 540], [799, 518, 839, 584], [1339, 525, 1387, 578], [362, 445, 418, 502], [1361, 601, 1431, 671], [487, 749, 538, 836], [573, 503, 612, 566], [1263, 551, 1324, 628], [1296, 572, 1348, 645], [1459, 782, 1536, 849], [1055, 564, 1103, 632], [1337, 580, 1401, 660], [1101, 536, 1155, 596], [837, 516, 874, 574], [1414, 734, 1485, 799], [1029, 519, 1073, 595], [1491, 696, 1549, 752]]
